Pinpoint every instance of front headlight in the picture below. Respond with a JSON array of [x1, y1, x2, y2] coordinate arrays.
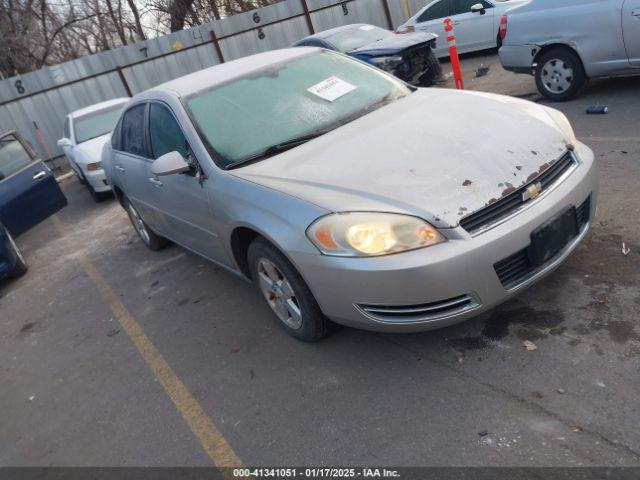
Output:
[[307, 212, 445, 257], [369, 55, 404, 70], [543, 107, 577, 148]]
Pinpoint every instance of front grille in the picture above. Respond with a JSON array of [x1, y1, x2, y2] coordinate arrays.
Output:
[[494, 195, 591, 289], [358, 294, 479, 322], [460, 152, 576, 234]]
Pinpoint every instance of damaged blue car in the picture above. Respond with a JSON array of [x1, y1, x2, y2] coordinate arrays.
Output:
[[293, 23, 441, 86]]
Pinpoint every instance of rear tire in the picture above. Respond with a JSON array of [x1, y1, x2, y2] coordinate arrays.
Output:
[[535, 48, 587, 102], [4, 226, 28, 279], [123, 197, 169, 251], [248, 238, 331, 342]]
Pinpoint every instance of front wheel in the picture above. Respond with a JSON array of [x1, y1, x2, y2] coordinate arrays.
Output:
[[87, 183, 111, 203], [248, 238, 331, 342], [4, 226, 28, 279], [418, 50, 443, 86], [123, 197, 169, 251], [535, 48, 587, 101]]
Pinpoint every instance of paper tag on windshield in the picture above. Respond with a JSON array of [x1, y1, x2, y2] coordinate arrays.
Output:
[[307, 76, 357, 102], [359, 25, 376, 31]]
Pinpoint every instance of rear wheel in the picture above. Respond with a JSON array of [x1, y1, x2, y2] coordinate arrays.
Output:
[[4, 226, 28, 279], [123, 197, 169, 251], [248, 238, 331, 342], [535, 48, 587, 101]]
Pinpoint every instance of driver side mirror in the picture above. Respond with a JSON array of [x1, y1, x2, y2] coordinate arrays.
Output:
[[151, 151, 191, 177], [57, 138, 71, 148], [470, 3, 486, 14]]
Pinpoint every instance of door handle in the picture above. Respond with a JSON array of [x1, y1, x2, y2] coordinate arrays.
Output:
[[33, 171, 47, 180], [632, 8, 640, 17], [115, 165, 125, 173], [148, 177, 163, 187], [453, 20, 461, 25]]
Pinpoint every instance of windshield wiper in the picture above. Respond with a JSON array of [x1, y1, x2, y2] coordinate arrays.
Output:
[[225, 130, 329, 169]]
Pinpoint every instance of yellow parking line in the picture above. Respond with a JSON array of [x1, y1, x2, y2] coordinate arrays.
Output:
[[581, 136, 640, 143], [52, 215, 243, 474]]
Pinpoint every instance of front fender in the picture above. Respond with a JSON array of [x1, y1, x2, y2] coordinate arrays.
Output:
[[214, 174, 329, 285]]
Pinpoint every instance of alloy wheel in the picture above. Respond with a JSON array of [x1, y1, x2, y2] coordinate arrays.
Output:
[[256, 258, 303, 330], [127, 203, 150, 245]]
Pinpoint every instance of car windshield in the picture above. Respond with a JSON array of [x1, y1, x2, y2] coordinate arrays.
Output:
[[0, 134, 32, 180], [327, 25, 394, 52], [74, 106, 123, 144], [185, 50, 410, 168]]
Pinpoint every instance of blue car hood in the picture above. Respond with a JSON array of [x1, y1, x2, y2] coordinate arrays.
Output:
[[349, 32, 437, 56]]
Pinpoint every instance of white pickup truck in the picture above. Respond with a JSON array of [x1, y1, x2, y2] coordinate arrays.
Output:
[[499, 0, 640, 100]]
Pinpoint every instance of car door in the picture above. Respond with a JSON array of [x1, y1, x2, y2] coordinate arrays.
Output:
[[414, 0, 450, 57], [622, 0, 640, 66], [448, 0, 494, 53], [112, 103, 164, 231], [147, 102, 226, 261], [0, 132, 67, 237]]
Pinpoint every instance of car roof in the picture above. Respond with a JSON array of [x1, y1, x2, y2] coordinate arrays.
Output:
[[69, 98, 130, 118], [302, 24, 373, 41], [142, 48, 318, 99]]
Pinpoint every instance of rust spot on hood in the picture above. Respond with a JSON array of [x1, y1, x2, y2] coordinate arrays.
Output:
[[501, 182, 516, 197], [487, 198, 498, 206], [462, 179, 473, 187], [538, 162, 551, 174]]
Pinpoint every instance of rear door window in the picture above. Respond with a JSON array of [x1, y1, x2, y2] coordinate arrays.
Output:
[[418, 0, 450, 22], [120, 104, 147, 157]]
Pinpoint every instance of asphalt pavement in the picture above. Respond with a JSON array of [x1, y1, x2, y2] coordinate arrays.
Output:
[[1, 51, 639, 469]]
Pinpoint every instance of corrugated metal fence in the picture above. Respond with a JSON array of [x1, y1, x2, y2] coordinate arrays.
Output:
[[0, 0, 433, 167]]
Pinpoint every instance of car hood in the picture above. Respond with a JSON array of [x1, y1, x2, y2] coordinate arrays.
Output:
[[75, 134, 110, 164], [349, 32, 438, 56], [230, 89, 572, 228]]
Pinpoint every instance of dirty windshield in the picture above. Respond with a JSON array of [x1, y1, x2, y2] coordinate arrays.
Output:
[[74, 106, 123, 144], [327, 25, 394, 52], [185, 50, 410, 168]]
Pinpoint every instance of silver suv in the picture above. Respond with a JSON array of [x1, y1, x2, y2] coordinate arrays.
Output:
[[499, 0, 640, 101]]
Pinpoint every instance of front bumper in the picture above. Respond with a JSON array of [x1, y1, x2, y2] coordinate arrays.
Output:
[[84, 168, 111, 193], [499, 45, 539, 74], [293, 142, 598, 332]]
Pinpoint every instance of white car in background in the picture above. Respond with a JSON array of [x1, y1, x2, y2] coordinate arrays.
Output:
[[58, 98, 129, 201], [396, 0, 528, 57]]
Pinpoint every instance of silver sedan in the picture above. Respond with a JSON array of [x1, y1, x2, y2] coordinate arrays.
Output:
[[102, 48, 598, 342]]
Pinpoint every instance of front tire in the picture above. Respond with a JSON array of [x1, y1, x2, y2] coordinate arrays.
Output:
[[248, 238, 331, 342], [535, 48, 587, 101], [123, 197, 169, 251], [87, 183, 111, 203], [418, 49, 443, 86]]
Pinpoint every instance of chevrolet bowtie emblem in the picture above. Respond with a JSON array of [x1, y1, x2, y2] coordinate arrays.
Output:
[[523, 182, 542, 202]]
